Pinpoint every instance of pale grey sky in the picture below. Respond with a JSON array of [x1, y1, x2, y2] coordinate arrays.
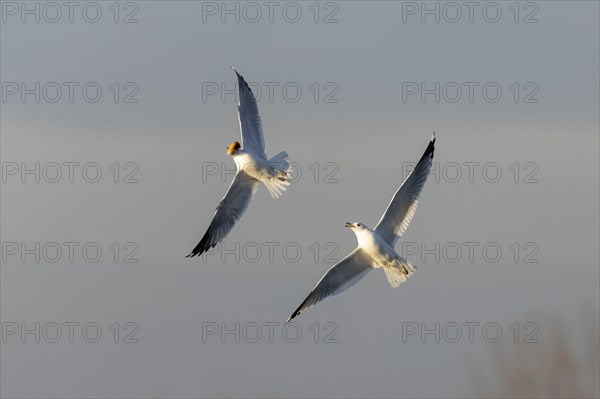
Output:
[[1, 1, 599, 398]]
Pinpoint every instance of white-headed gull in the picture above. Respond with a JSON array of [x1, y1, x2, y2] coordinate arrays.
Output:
[[287, 134, 435, 321]]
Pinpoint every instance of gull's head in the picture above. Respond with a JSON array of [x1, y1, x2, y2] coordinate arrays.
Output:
[[226, 141, 241, 155], [345, 222, 367, 232]]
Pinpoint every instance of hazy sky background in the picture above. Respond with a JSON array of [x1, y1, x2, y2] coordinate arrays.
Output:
[[1, 1, 599, 398]]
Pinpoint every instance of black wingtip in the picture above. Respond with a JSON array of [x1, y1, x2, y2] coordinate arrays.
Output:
[[186, 230, 214, 259], [411, 133, 436, 168], [421, 133, 436, 160], [286, 297, 310, 323], [286, 311, 299, 324], [231, 67, 254, 96]]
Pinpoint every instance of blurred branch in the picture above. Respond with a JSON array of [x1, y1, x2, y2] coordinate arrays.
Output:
[[469, 306, 599, 398]]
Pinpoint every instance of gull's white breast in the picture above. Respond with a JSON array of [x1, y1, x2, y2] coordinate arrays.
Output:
[[233, 151, 269, 180], [355, 228, 399, 268]]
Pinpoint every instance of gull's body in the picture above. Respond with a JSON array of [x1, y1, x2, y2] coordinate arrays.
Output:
[[231, 149, 287, 190], [287, 135, 435, 321], [352, 224, 411, 276], [186, 68, 291, 258]]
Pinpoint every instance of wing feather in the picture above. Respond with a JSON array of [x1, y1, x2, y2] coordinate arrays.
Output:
[[186, 172, 258, 257], [287, 248, 373, 322], [232, 68, 266, 158], [374, 134, 435, 246]]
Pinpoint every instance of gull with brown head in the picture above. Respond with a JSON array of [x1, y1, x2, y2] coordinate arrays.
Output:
[[186, 68, 292, 258]]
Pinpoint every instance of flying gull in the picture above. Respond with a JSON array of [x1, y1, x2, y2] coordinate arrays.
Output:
[[287, 134, 435, 321], [187, 68, 292, 258]]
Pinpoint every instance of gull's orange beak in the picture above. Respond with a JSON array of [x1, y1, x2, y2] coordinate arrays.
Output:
[[226, 141, 241, 155]]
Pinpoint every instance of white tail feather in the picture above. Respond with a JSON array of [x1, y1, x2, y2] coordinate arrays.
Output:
[[383, 257, 417, 288], [268, 151, 289, 171], [263, 151, 292, 199]]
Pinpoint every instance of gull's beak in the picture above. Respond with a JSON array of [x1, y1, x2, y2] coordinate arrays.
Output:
[[345, 222, 353, 228]]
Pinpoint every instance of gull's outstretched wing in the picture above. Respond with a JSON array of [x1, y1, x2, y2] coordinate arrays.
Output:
[[232, 67, 266, 158], [374, 134, 435, 246], [186, 172, 259, 257], [287, 248, 373, 322]]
